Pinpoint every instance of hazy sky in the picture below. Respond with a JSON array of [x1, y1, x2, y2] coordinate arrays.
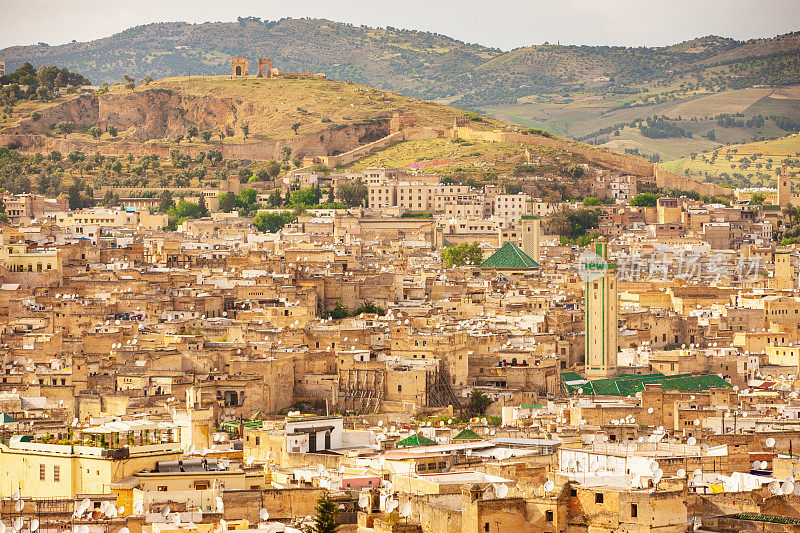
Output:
[[1, 0, 798, 50]]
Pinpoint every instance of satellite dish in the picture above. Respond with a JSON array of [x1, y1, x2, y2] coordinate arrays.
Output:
[[693, 469, 702, 478], [760, 461, 768, 470], [400, 502, 412, 518], [687, 437, 697, 446], [30, 520, 39, 533], [14, 501, 23, 513], [118, 506, 125, 515], [13, 519, 22, 532], [259, 509, 270, 521], [495, 484, 509, 498], [783, 481, 795, 495], [358, 494, 369, 509], [752, 461, 760, 470], [12, 491, 20, 501], [316, 464, 326, 475], [160, 505, 171, 518], [676, 469, 686, 479], [649, 461, 660, 473], [769, 480, 781, 494], [766, 437, 776, 448], [544, 480, 555, 492], [172, 513, 181, 526]]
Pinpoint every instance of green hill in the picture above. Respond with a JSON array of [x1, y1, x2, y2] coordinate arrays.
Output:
[[2, 19, 799, 162]]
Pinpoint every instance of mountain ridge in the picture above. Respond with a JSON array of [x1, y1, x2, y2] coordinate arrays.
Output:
[[2, 18, 798, 104]]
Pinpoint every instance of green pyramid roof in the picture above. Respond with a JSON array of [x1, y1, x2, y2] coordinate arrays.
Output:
[[396, 433, 437, 447], [452, 428, 482, 441], [0, 413, 17, 424], [479, 242, 539, 270]]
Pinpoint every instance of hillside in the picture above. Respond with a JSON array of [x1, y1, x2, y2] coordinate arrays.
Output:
[[2, 19, 799, 163], [660, 133, 800, 188], [2, 20, 799, 107], [0, 18, 500, 101], [0, 76, 504, 157]]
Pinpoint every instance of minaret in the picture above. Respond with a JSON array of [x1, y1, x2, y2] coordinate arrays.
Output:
[[583, 240, 618, 378], [772, 250, 794, 291], [521, 216, 541, 263], [778, 164, 791, 207]]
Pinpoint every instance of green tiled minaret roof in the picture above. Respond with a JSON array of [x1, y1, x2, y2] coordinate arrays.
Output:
[[396, 432, 437, 447], [480, 242, 539, 269]]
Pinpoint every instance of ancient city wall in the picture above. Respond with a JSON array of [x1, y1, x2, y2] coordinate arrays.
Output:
[[451, 126, 657, 177], [654, 168, 731, 197], [321, 131, 405, 167]]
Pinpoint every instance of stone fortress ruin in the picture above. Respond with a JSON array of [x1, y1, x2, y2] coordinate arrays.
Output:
[[231, 57, 323, 80]]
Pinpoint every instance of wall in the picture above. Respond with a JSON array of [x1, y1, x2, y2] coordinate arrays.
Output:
[[222, 488, 325, 522]]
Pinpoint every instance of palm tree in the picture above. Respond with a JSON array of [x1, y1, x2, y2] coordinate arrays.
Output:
[[469, 390, 493, 416], [782, 204, 798, 228]]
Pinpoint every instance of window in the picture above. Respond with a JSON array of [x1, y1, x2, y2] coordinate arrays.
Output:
[[398, 385, 402, 392], [158, 486, 167, 491], [545, 510, 554, 522], [255, 436, 260, 445], [40, 464, 46, 481], [53, 465, 60, 482], [484, 523, 490, 532], [631, 503, 638, 518], [595, 493, 604, 504], [570, 488, 577, 497]]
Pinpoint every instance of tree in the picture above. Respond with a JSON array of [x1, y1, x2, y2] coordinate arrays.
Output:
[[749, 192, 766, 205], [200, 131, 212, 143], [264, 160, 281, 178], [582, 197, 601, 206], [783, 205, 799, 228], [141, 76, 153, 86], [197, 195, 209, 217], [67, 150, 86, 164], [107, 125, 118, 138], [89, 126, 103, 139], [219, 192, 237, 213], [547, 207, 599, 241], [158, 190, 174, 213], [122, 75, 135, 89], [57, 121, 77, 137], [187, 125, 199, 140], [290, 187, 322, 207], [567, 165, 584, 178], [468, 390, 493, 416], [252, 211, 297, 233], [336, 179, 367, 207], [267, 190, 282, 208], [291, 122, 301, 135], [304, 495, 339, 533], [36, 86, 51, 101], [440, 242, 482, 268], [630, 193, 659, 207], [241, 123, 250, 140], [280, 147, 292, 161]]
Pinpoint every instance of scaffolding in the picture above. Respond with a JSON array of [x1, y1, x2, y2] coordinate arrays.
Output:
[[337, 369, 385, 414], [425, 364, 462, 412]]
